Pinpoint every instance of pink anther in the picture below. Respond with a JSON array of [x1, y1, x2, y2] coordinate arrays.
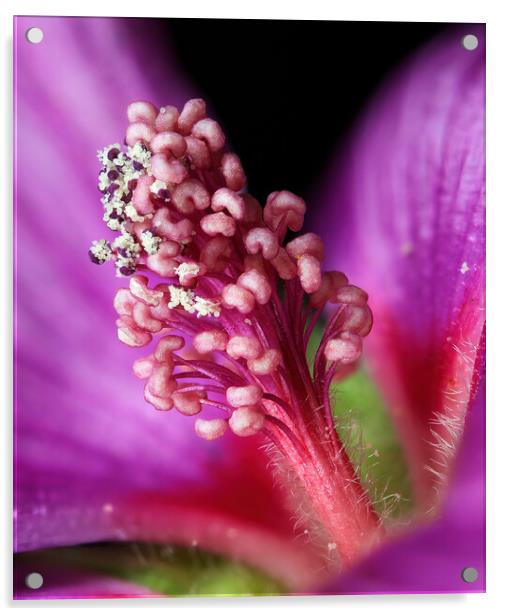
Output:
[[270, 247, 297, 280], [229, 406, 265, 437], [297, 254, 322, 294], [125, 122, 156, 146], [154, 335, 184, 362], [245, 227, 279, 260], [173, 392, 202, 416], [127, 101, 158, 125], [144, 384, 173, 411], [153, 208, 194, 242], [177, 99, 207, 135], [146, 242, 179, 277], [191, 118, 226, 152], [150, 131, 187, 159], [226, 335, 262, 360], [264, 190, 306, 232], [194, 329, 229, 354], [185, 136, 211, 169], [226, 384, 263, 408], [247, 349, 281, 375], [146, 256, 177, 278], [333, 284, 369, 307], [286, 232, 325, 261], [114, 288, 137, 315], [237, 269, 272, 305], [116, 315, 152, 347], [220, 152, 246, 191], [194, 418, 228, 440], [310, 271, 349, 307], [132, 302, 164, 333], [200, 212, 236, 237], [211, 188, 245, 220], [150, 287, 174, 321], [147, 364, 176, 398], [155, 105, 179, 132], [131, 175, 155, 216], [150, 153, 188, 185], [172, 179, 210, 214], [341, 304, 373, 337], [222, 284, 256, 314], [324, 331, 363, 364], [129, 275, 163, 306], [200, 237, 231, 271], [132, 356, 155, 379]]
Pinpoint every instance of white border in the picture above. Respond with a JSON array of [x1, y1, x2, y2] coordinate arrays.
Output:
[[2, 1, 505, 614]]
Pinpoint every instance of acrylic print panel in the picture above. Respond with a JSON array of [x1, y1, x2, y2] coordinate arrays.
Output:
[[13, 16, 485, 599]]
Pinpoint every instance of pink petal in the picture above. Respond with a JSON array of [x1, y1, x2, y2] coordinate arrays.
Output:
[[14, 16, 321, 589], [315, 26, 485, 506]]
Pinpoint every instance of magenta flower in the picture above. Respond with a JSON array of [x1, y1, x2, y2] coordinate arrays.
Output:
[[88, 94, 382, 568], [14, 16, 485, 598]]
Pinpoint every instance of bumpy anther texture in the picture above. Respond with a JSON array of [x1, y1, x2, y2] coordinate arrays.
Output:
[[91, 99, 379, 565]]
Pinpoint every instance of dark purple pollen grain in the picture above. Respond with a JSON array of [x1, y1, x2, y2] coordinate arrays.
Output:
[[107, 148, 120, 161], [117, 248, 129, 258], [109, 210, 118, 219], [133, 161, 144, 171], [123, 192, 132, 204], [88, 250, 102, 265], [107, 169, 119, 180], [119, 265, 136, 276], [158, 189, 170, 200], [107, 183, 119, 194], [128, 179, 138, 191]]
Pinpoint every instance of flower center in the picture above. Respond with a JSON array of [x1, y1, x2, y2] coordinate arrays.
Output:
[[91, 98, 382, 566]]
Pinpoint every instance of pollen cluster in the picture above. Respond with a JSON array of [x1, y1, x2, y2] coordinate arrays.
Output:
[[91, 99, 372, 441]]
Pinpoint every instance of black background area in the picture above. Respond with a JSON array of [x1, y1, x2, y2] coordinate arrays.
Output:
[[164, 20, 446, 201]]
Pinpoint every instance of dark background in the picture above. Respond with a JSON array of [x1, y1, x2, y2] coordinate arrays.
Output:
[[163, 20, 446, 201]]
